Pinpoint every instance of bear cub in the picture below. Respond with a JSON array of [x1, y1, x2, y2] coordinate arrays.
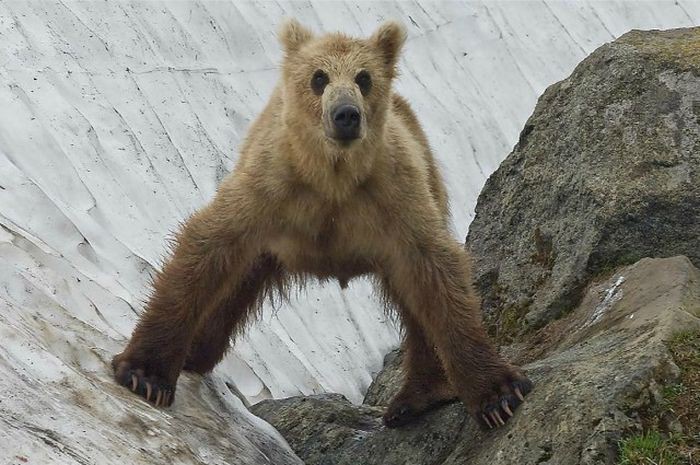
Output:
[[113, 19, 532, 429]]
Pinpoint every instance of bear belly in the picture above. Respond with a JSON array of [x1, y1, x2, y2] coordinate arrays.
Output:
[[267, 234, 372, 282]]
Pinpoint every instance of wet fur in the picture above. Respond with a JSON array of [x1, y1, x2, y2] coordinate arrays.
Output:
[[113, 19, 531, 427]]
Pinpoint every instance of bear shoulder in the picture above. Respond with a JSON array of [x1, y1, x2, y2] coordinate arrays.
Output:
[[388, 93, 450, 223]]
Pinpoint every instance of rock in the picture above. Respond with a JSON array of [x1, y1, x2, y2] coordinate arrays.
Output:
[[251, 394, 468, 465], [250, 394, 385, 465], [465, 27, 700, 331], [253, 256, 700, 465], [362, 348, 403, 407]]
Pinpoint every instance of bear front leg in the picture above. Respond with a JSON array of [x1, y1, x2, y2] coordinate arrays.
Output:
[[183, 253, 285, 375], [380, 284, 457, 427], [113, 202, 259, 407], [384, 236, 532, 429]]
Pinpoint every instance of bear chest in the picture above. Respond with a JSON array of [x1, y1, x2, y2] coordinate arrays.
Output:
[[270, 202, 381, 275]]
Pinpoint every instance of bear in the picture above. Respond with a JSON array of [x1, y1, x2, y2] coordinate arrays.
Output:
[[112, 19, 532, 429]]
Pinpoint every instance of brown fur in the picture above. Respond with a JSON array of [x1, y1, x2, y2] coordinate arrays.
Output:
[[112, 19, 531, 428]]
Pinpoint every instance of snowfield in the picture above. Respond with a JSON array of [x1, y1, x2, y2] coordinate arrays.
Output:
[[1, 1, 698, 463]]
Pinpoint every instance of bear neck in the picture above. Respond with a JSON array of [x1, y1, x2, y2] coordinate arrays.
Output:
[[282, 123, 385, 204]]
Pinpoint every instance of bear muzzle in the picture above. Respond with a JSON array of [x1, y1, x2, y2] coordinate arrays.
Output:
[[331, 104, 361, 141], [322, 85, 365, 145]]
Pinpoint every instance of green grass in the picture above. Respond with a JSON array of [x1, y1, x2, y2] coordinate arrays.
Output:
[[669, 331, 700, 365], [618, 330, 699, 465], [618, 431, 682, 465], [661, 382, 687, 403]]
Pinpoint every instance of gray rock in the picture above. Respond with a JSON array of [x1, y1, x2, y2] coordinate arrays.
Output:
[[253, 256, 700, 465], [251, 394, 385, 465], [465, 27, 700, 331], [362, 348, 403, 407], [251, 393, 467, 465]]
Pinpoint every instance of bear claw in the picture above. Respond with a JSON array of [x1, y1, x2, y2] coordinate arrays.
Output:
[[113, 359, 175, 407], [501, 399, 513, 417], [476, 378, 533, 430]]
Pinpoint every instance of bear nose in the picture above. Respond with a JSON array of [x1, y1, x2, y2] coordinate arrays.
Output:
[[332, 104, 361, 139]]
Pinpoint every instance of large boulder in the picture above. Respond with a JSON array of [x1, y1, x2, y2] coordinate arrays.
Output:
[[252, 256, 700, 465], [466, 27, 700, 332]]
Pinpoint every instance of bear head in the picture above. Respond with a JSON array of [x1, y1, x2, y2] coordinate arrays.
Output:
[[278, 19, 407, 153]]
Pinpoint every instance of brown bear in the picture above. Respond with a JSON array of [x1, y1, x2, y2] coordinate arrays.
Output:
[[112, 19, 531, 429]]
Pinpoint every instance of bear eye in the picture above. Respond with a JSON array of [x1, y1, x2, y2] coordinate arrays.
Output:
[[311, 69, 329, 95], [355, 70, 372, 95]]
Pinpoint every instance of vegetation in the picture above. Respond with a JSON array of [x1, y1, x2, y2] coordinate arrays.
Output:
[[618, 431, 681, 465], [618, 331, 699, 465]]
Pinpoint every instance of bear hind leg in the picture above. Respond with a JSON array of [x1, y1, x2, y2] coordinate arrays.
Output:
[[382, 238, 533, 429], [384, 311, 457, 428]]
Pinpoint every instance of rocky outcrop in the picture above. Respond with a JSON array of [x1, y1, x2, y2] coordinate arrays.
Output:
[[466, 27, 700, 332], [253, 256, 700, 465]]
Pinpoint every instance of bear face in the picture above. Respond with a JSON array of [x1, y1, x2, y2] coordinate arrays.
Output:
[[279, 20, 406, 151]]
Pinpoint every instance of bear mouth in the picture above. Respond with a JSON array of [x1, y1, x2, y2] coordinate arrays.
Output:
[[323, 128, 362, 147], [332, 134, 360, 146]]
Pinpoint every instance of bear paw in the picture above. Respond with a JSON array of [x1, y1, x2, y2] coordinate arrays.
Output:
[[474, 375, 533, 429], [112, 355, 175, 407], [383, 386, 457, 428]]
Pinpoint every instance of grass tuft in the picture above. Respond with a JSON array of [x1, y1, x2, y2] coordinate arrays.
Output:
[[618, 330, 699, 465], [618, 431, 681, 465]]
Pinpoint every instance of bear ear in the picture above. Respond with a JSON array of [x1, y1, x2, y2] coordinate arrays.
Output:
[[279, 18, 314, 55], [369, 21, 407, 70]]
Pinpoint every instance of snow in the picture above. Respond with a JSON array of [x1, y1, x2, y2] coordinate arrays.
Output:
[[589, 276, 626, 326], [0, 1, 698, 463]]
